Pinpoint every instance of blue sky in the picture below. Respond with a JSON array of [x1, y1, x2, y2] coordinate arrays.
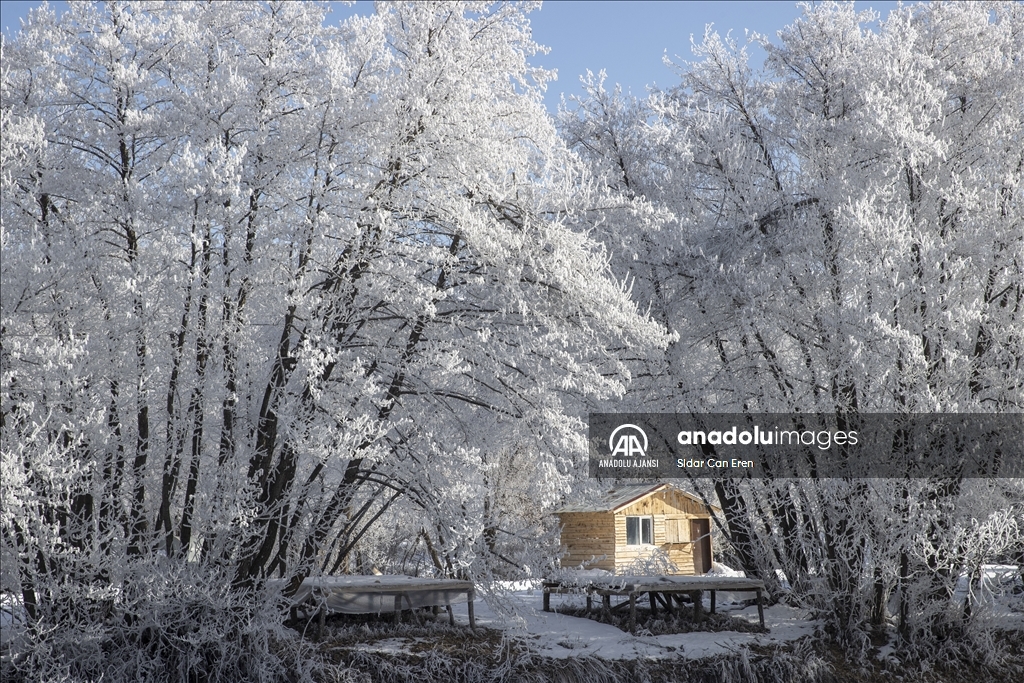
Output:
[[1, 1, 905, 110]]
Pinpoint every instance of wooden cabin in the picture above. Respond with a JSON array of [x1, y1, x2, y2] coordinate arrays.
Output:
[[554, 483, 719, 575]]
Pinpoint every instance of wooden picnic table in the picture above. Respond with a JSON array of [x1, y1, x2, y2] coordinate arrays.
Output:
[[268, 575, 476, 637], [542, 574, 766, 633]]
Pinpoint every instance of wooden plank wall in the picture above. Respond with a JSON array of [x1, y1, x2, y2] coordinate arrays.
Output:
[[617, 489, 711, 517], [557, 512, 615, 572]]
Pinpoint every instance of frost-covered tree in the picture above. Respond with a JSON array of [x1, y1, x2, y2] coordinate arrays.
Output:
[[1, 2, 665, 679], [563, 0, 1023, 654]]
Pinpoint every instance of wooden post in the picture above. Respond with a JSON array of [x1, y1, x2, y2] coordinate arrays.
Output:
[[407, 594, 423, 626], [756, 588, 765, 629], [543, 589, 551, 612], [603, 594, 611, 617], [710, 590, 716, 615], [446, 604, 455, 626], [394, 595, 402, 624], [586, 595, 592, 614], [467, 587, 476, 629], [317, 607, 326, 641], [628, 593, 637, 634], [649, 592, 658, 618], [690, 590, 702, 623]]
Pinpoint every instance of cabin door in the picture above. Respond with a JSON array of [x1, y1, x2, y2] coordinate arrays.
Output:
[[690, 519, 712, 574]]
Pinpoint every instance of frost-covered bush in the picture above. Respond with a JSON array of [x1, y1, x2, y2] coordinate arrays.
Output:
[[1, 561, 331, 683]]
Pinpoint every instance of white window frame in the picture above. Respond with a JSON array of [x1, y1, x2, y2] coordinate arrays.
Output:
[[625, 515, 654, 545]]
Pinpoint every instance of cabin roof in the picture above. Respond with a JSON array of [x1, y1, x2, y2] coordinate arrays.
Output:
[[554, 483, 719, 514]]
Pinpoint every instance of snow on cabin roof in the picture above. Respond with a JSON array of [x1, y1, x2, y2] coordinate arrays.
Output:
[[554, 483, 719, 514]]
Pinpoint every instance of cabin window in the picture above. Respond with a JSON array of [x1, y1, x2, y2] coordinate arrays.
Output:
[[626, 516, 653, 545]]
